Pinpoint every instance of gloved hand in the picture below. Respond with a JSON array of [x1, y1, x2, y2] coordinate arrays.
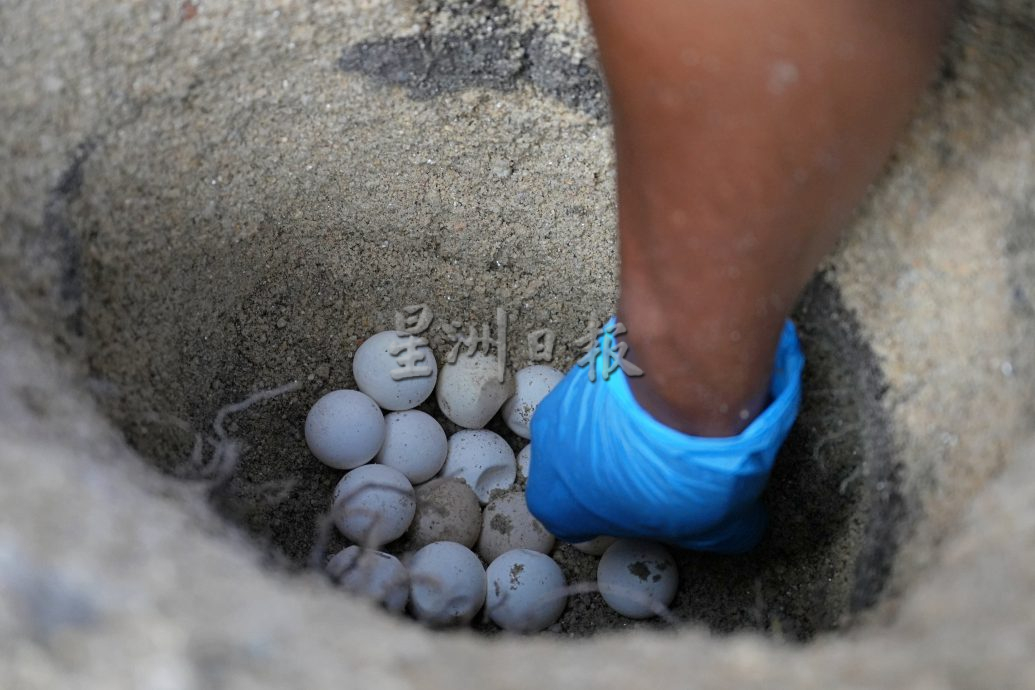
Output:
[[526, 318, 804, 555]]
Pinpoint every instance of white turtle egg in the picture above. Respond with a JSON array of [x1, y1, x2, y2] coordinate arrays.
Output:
[[327, 546, 409, 613], [571, 535, 617, 556], [305, 389, 385, 470], [435, 352, 514, 428], [333, 464, 416, 546], [439, 429, 516, 504], [597, 540, 678, 619], [486, 549, 567, 633], [375, 410, 448, 484], [501, 365, 564, 439], [353, 330, 438, 411], [478, 491, 555, 563], [408, 541, 486, 626], [516, 444, 531, 480]]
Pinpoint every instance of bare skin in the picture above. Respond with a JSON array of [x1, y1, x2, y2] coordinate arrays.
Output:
[[587, 0, 955, 436]]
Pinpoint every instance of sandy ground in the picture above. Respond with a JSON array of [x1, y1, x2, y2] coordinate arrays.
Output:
[[2, 0, 1035, 687], [17, 0, 888, 638]]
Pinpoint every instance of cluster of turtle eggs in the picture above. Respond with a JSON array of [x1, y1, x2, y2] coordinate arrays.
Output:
[[306, 330, 679, 632]]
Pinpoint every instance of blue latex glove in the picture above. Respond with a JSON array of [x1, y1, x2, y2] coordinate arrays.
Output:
[[526, 318, 804, 555]]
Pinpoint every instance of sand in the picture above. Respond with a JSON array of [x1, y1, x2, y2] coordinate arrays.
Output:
[[2, 0, 1035, 686]]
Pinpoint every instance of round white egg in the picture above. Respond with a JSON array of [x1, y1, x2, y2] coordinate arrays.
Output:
[[516, 444, 531, 480], [597, 540, 678, 619], [327, 546, 409, 613], [435, 352, 514, 429], [478, 491, 555, 563], [571, 535, 618, 556], [375, 410, 448, 484], [501, 365, 564, 439], [353, 330, 438, 411], [333, 464, 416, 546], [305, 389, 386, 470], [486, 549, 567, 633], [440, 429, 516, 504], [408, 541, 486, 626]]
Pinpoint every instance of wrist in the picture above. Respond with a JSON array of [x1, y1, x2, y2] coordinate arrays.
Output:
[[617, 288, 775, 438]]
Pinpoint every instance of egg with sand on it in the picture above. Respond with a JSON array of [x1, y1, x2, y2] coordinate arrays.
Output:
[[502, 365, 564, 439], [597, 539, 679, 619], [477, 490, 555, 563], [435, 352, 515, 429], [439, 429, 516, 504], [571, 535, 617, 556], [406, 477, 483, 549], [486, 549, 567, 633], [516, 444, 531, 481]]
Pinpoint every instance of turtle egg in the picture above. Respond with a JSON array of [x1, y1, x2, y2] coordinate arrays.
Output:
[[597, 539, 678, 619], [440, 429, 516, 504], [353, 330, 438, 411], [327, 546, 409, 613], [571, 535, 618, 556], [435, 352, 514, 429], [486, 549, 567, 633], [333, 464, 416, 546], [478, 491, 555, 563], [408, 541, 486, 626], [516, 444, 531, 480], [502, 365, 564, 439], [376, 410, 448, 484], [305, 389, 385, 470], [407, 477, 483, 549]]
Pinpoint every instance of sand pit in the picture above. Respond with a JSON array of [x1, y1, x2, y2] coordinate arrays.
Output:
[[2, 0, 1034, 687]]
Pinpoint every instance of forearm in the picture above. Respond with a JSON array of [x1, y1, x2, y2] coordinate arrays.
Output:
[[587, 0, 955, 435]]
